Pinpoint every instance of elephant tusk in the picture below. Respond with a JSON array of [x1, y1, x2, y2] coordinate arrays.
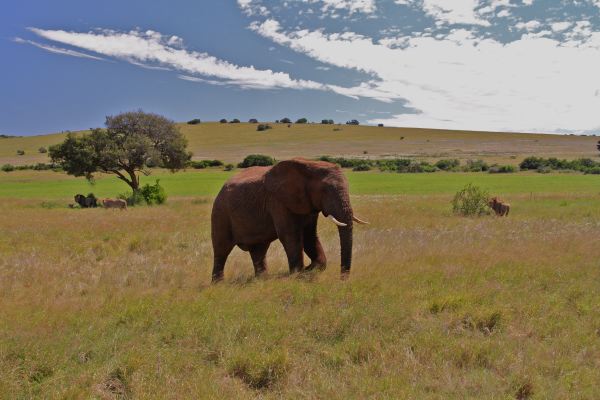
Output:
[[327, 215, 347, 227], [353, 215, 370, 225]]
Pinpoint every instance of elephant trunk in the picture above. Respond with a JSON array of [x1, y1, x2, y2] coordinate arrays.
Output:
[[325, 191, 354, 275]]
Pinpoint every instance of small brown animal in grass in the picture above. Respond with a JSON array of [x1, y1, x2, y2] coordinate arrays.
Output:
[[488, 197, 510, 216], [102, 198, 127, 210]]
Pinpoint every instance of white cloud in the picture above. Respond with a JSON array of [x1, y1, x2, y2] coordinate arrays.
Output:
[[311, 0, 377, 14], [423, 0, 490, 26], [515, 20, 542, 31], [14, 37, 104, 61], [27, 27, 395, 103], [252, 19, 600, 133], [28, 28, 325, 91], [551, 21, 572, 33]]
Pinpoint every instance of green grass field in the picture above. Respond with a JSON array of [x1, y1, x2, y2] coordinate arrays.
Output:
[[2, 167, 600, 398], [2, 124, 600, 399], [2, 169, 600, 200]]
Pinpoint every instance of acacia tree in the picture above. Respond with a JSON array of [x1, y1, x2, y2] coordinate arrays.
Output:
[[50, 110, 191, 192]]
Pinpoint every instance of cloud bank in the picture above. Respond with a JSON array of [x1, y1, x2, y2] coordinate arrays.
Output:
[[22, 0, 600, 133]]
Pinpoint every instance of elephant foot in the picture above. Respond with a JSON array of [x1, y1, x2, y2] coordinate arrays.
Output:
[[211, 273, 224, 284], [305, 261, 327, 272], [340, 270, 350, 281]]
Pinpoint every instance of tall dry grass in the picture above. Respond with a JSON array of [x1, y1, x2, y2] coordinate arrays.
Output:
[[1, 194, 600, 398]]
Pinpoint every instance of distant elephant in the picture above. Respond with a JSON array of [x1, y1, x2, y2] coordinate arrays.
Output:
[[211, 158, 368, 282], [74, 194, 97, 208]]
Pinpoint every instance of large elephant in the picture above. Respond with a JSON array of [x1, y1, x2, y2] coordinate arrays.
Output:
[[210, 158, 368, 282]]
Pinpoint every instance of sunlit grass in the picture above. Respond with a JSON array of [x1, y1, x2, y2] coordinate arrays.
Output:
[[1, 171, 600, 398]]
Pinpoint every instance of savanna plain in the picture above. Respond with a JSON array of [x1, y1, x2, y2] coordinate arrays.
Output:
[[1, 124, 600, 399]]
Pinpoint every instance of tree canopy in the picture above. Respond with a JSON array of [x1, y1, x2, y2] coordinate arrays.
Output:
[[49, 110, 191, 191]]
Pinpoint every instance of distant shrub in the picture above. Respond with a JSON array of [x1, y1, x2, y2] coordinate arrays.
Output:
[[435, 159, 460, 171], [248, 118, 258, 123], [452, 184, 490, 217], [188, 160, 223, 169], [219, 119, 228, 123], [1, 164, 15, 172], [352, 162, 371, 171], [257, 124, 272, 132], [488, 164, 516, 174], [187, 119, 201, 125], [230, 119, 240, 124], [346, 119, 360, 125], [321, 119, 334, 124], [537, 166, 552, 174], [238, 154, 275, 168], [584, 166, 600, 175], [140, 180, 167, 205], [38, 146, 48, 153], [224, 163, 235, 171], [378, 123, 384, 127], [519, 156, 545, 170], [520, 156, 600, 173], [408, 161, 437, 173], [16, 150, 25, 156], [280, 118, 291, 124], [295, 118, 308, 124], [118, 190, 146, 206], [463, 159, 489, 172]]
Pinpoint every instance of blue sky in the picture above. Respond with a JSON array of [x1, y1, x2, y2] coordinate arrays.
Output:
[[2, 0, 600, 135]]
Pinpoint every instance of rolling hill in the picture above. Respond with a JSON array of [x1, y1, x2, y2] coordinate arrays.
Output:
[[1, 122, 598, 166]]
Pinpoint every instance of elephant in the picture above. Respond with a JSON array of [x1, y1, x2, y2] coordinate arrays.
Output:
[[74, 194, 98, 208], [210, 158, 368, 282]]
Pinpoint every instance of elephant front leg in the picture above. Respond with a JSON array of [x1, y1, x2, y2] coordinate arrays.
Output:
[[278, 231, 305, 273], [303, 217, 327, 271], [249, 243, 270, 277]]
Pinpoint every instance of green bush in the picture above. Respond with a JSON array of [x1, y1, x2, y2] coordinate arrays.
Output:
[[118, 190, 146, 206], [488, 164, 516, 174], [321, 119, 334, 124], [16, 150, 25, 156], [188, 160, 223, 169], [463, 159, 489, 172], [219, 119, 228, 123], [238, 154, 275, 168], [38, 146, 48, 153], [295, 118, 308, 124], [140, 180, 167, 205], [187, 119, 201, 125], [230, 119, 240, 124], [584, 166, 600, 175], [520, 156, 600, 172], [280, 118, 291, 124], [224, 164, 235, 171], [352, 163, 371, 171], [452, 184, 490, 216], [257, 124, 272, 132], [435, 159, 460, 171], [1, 164, 15, 172]]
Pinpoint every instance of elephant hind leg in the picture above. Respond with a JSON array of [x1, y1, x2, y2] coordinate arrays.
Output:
[[212, 244, 233, 283], [249, 243, 270, 277]]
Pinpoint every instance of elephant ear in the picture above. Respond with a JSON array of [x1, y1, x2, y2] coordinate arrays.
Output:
[[264, 160, 313, 214]]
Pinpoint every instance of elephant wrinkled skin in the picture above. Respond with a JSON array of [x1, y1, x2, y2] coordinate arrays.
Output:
[[210, 158, 366, 282]]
